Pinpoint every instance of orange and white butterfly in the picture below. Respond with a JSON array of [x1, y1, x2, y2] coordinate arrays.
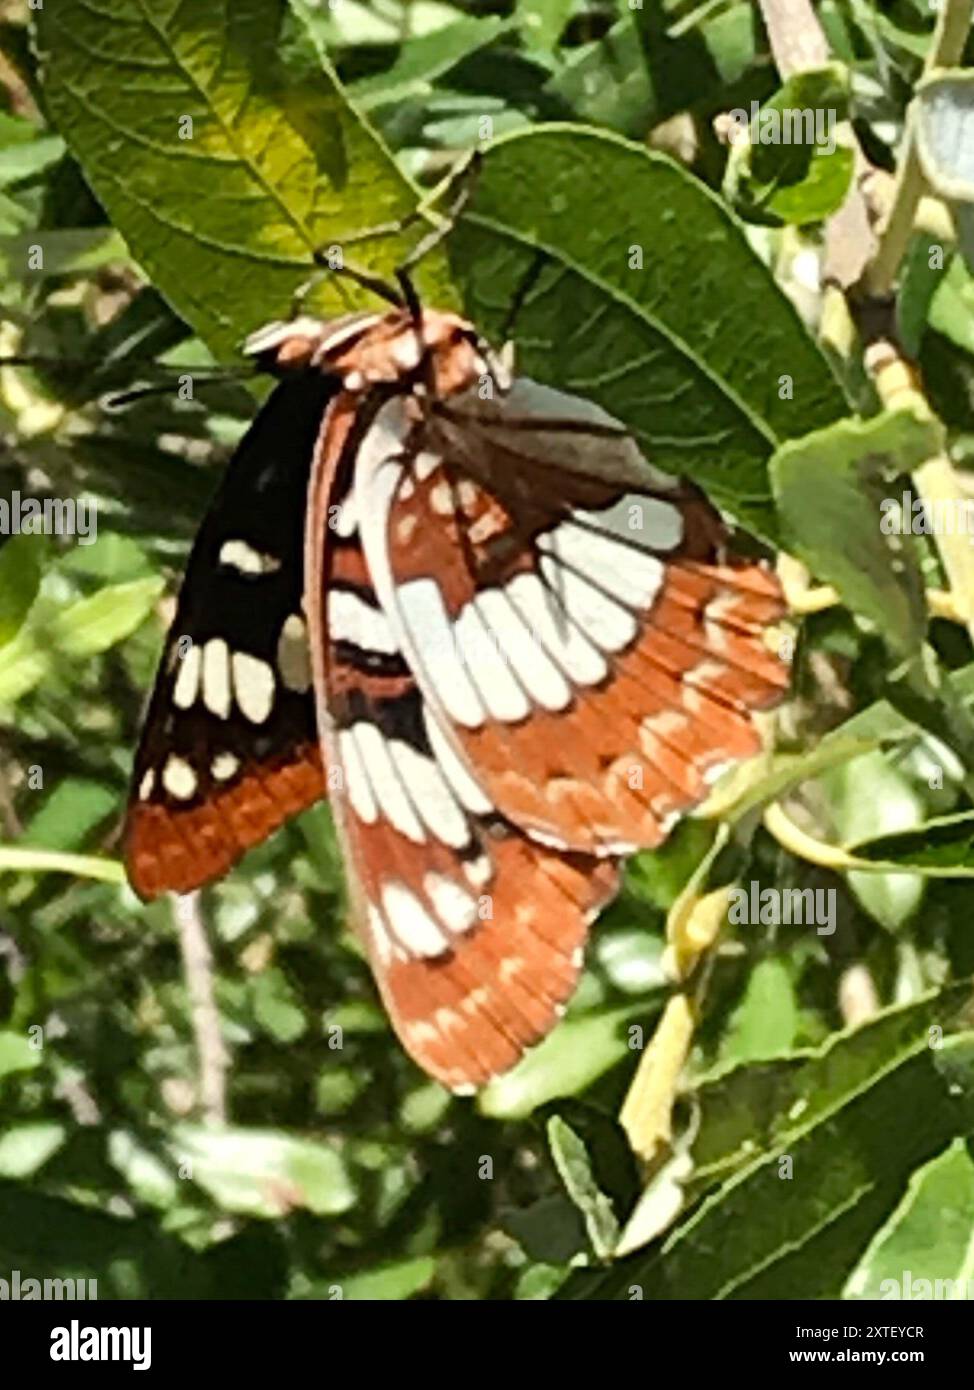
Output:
[[125, 291, 789, 1093]]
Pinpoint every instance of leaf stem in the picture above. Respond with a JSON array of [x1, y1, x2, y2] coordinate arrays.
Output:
[[0, 845, 125, 884]]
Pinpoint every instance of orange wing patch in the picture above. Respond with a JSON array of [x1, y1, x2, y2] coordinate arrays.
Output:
[[125, 743, 325, 899]]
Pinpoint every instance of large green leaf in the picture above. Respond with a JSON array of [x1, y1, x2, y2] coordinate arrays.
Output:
[[35, 0, 455, 357], [453, 127, 846, 533], [560, 985, 974, 1299], [770, 409, 939, 659], [845, 1137, 974, 1299]]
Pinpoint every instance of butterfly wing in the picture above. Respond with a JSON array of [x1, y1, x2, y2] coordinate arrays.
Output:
[[357, 380, 790, 860], [125, 374, 337, 899], [304, 391, 620, 1091]]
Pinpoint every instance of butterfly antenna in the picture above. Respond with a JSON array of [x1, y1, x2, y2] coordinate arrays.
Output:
[[103, 366, 259, 410], [396, 149, 482, 286]]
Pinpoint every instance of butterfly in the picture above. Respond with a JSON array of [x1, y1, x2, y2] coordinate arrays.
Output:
[[124, 290, 790, 1094]]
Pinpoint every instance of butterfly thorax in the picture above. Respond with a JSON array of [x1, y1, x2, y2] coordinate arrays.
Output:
[[245, 310, 507, 400]]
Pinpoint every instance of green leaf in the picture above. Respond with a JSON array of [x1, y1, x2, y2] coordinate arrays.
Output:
[[821, 749, 926, 927], [0, 536, 43, 645], [724, 65, 854, 226], [690, 981, 974, 1190], [49, 577, 165, 658], [0, 1030, 41, 1078], [350, 16, 511, 109], [547, 1115, 620, 1260], [252, 968, 308, 1043], [0, 1122, 66, 1178], [516, 0, 574, 54], [852, 810, 974, 876], [172, 1124, 355, 1218], [720, 958, 799, 1063], [915, 71, 974, 205], [478, 1003, 643, 1120], [561, 985, 974, 1299], [0, 133, 64, 188], [930, 254, 974, 356], [544, 17, 656, 138], [35, 0, 455, 359], [455, 126, 846, 536], [898, 236, 951, 358], [21, 778, 117, 853], [328, 1256, 435, 1301], [845, 1137, 974, 1299], [1, 227, 129, 276], [770, 409, 939, 658]]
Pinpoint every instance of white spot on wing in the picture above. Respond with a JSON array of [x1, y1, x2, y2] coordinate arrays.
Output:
[[463, 854, 492, 889], [211, 752, 240, 781], [202, 638, 232, 719], [423, 707, 493, 815], [339, 728, 377, 824], [172, 643, 201, 710], [138, 769, 155, 800], [382, 880, 450, 957], [454, 603, 531, 722], [539, 557, 637, 654], [328, 590, 398, 655], [352, 722, 426, 844], [397, 579, 486, 728], [331, 492, 358, 538], [218, 539, 281, 575], [389, 740, 470, 849], [539, 520, 663, 609], [423, 872, 478, 933], [430, 480, 455, 516], [471, 588, 573, 712], [162, 755, 197, 801], [277, 613, 311, 693], [413, 452, 440, 482], [232, 652, 275, 724], [506, 571, 608, 686]]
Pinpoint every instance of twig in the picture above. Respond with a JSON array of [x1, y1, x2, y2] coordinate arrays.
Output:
[[867, 0, 974, 298], [173, 891, 228, 1126]]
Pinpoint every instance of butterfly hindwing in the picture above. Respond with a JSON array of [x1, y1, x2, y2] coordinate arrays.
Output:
[[125, 374, 337, 899], [302, 391, 619, 1091]]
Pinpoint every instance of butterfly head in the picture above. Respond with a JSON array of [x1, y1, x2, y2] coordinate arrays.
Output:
[[244, 309, 510, 399]]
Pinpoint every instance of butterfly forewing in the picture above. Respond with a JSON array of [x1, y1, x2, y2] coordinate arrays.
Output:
[[354, 379, 790, 862], [125, 374, 337, 899]]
